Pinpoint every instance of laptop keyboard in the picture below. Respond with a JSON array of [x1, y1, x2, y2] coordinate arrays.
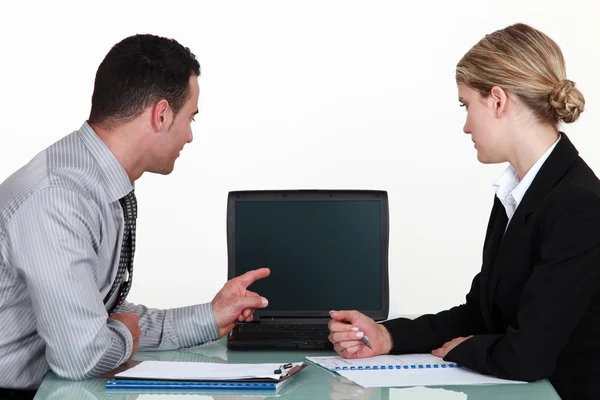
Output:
[[238, 324, 329, 333]]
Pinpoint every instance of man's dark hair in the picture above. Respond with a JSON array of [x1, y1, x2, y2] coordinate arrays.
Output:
[[88, 34, 200, 128]]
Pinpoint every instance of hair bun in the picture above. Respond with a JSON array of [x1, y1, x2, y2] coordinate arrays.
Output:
[[549, 79, 585, 123]]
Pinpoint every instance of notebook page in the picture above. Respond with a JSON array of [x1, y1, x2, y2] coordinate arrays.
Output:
[[337, 367, 527, 388], [116, 361, 304, 381]]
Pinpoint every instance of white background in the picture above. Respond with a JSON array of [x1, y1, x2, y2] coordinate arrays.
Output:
[[1, 1, 599, 317]]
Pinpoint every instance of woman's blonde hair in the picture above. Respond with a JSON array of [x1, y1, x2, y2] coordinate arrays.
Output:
[[456, 23, 584, 124]]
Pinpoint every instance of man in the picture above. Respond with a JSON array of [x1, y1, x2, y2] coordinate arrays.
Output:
[[0, 34, 269, 399]]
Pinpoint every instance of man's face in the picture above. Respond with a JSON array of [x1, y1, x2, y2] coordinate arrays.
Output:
[[153, 76, 199, 175]]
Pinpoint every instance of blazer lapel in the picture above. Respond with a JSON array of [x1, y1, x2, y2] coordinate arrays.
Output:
[[480, 197, 508, 331], [485, 133, 580, 308]]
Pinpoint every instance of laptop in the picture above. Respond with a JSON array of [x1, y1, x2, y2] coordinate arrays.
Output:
[[226, 190, 389, 350]]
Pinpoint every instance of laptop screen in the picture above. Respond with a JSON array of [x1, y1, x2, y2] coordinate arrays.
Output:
[[227, 190, 389, 321]]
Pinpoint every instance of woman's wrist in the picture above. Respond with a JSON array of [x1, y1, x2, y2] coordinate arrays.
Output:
[[378, 323, 394, 354]]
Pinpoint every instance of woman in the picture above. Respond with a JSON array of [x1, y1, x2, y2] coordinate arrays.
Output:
[[328, 23, 600, 400]]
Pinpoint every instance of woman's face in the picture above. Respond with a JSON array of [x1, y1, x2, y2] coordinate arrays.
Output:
[[458, 84, 511, 165]]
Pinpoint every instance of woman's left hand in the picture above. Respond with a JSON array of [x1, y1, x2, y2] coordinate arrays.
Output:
[[431, 335, 473, 358]]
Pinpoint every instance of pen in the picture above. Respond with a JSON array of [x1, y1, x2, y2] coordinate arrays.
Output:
[[361, 336, 373, 350]]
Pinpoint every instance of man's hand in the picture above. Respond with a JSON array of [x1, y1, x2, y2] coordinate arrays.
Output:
[[110, 312, 141, 358], [431, 335, 473, 358], [212, 268, 270, 338], [328, 310, 393, 359]]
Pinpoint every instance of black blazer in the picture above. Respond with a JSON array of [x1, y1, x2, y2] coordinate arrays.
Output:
[[382, 134, 600, 400]]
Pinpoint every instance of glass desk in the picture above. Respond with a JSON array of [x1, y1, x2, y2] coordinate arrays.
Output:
[[35, 339, 561, 399]]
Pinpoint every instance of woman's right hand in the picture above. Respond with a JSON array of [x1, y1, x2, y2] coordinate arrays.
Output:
[[328, 310, 393, 359]]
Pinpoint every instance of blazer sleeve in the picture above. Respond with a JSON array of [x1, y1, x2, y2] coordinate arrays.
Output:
[[381, 271, 488, 354], [444, 189, 600, 382]]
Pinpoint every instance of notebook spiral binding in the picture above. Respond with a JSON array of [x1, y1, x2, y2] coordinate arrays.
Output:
[[334, 362, 463, 371]]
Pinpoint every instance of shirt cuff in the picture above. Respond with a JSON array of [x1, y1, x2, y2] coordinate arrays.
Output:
[[166, 302, 219, 348], [85, 319, 134, 376]]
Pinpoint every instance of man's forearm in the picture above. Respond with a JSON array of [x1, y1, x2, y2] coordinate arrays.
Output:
[[118, 301, 219, 350], [48, 319, 133, 380]]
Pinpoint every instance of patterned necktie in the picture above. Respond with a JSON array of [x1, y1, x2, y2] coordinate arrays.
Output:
[[104, 190, 137, 315]]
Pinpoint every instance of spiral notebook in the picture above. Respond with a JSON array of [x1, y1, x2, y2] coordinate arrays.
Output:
[[307, 354, 460, 372], [306, 354, 526, 388]]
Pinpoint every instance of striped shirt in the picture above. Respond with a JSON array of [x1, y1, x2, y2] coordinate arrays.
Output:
[[0, 122, 218, 389]]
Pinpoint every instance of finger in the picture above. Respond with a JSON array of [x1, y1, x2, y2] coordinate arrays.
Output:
[[431, 348, 445, 358], [234, 296, 269, 311], [330, 331, 365, 344], [329, 310, 364, 324], [337, 343, 361, 359], [234, 268, 271, 288], [245, 290, 260, 297], [241, 301, 257, 322], [328, 319, 359, 333], [342, 343, 363, 355], [240, 308, 255, 321], [334, 341, 359, 354], [329, 329, 363, 347], [336, 339, 363, 351], [334, 344, 346, 357]]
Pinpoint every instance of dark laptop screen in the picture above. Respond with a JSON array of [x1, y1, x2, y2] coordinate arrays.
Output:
[[228, 192, 388, 318]]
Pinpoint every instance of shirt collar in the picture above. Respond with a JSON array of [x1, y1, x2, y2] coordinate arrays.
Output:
[[77, 121, 133, 203], [492, 166, 520, 218], [511, 136, 561, 205]]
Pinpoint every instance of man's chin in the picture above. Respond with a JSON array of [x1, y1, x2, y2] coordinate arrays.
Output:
[[148, 163, 176, 175]]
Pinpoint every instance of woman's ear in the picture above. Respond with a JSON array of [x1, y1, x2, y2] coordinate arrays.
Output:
[[489, 86, 509, 118]]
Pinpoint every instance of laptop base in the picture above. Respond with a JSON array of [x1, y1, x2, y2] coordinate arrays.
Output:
[[227, 337, 333, 350]]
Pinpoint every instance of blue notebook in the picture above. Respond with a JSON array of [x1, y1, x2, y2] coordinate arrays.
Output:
[[106, 378, 289, 390], [102, 360, 306, 392]]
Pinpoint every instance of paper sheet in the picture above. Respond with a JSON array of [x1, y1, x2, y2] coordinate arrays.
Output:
[[116, 360, 303, 381], [337, 367, 526, 388], [307, 354, 526, 387]]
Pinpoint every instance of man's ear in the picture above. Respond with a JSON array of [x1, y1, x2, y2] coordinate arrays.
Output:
[[151, 99, 171, 131], [489, 86, 509, 118]]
